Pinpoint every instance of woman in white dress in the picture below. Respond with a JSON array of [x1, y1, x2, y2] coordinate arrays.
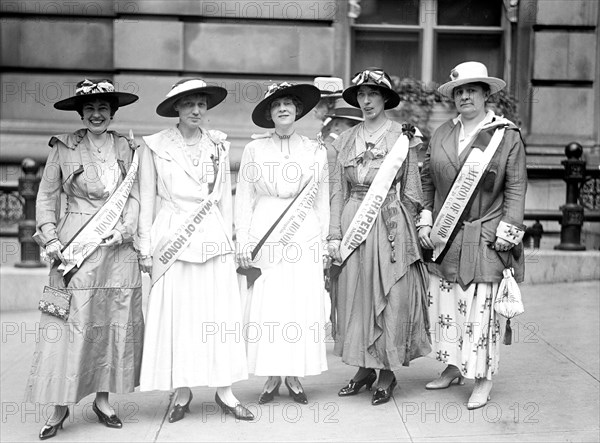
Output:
[[235, 82, 329, 404], [138, 78, 253, 422]]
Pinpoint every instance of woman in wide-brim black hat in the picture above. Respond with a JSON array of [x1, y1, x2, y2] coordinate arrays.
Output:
[[235, 82, 330, 405], [25, 78, 143, 439], [137, 78, 254, 422], [327, 67, 431, 406]]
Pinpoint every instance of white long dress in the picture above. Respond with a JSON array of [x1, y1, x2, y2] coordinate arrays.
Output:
[[138, 127, 248, 389], [235, 134, 329, 377]]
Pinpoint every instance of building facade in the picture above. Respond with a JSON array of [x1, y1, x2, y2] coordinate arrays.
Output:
[[1, 0, 599, 212]]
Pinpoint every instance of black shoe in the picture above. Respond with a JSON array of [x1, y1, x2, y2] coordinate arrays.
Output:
[[92, 401, 122, 428], [39, 408, 69, 440], [371, 376, 397, 406], [215, 393, 254, 421], [168, 391, 193, 423], [338, 370, 377, 396], [258, 378, 282, 404], [284, 377, 308, 404]]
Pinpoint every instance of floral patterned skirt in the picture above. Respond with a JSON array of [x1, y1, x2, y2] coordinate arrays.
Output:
[[427, 278, 501, 380]]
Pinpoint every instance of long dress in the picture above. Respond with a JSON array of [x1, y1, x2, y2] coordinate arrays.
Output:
[[138, 127, 248, 389], [329, 121, 431, 370], [420, 112, 527, 380], [24, 129, 144, 405], [234, 134, 329, 377]]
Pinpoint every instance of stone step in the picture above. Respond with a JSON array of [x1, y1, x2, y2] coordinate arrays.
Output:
[[1, 250, 598, 312]]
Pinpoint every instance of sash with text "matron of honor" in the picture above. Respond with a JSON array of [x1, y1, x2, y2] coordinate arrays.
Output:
[[150, 144, 228, 286], [430, 120, 509, 262], [60, 130, 139, 277], [238, 142, 327, 287], [336, 133, 410, 264]]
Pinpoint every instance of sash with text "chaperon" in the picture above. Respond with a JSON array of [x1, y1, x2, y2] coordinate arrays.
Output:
[[60, 131, 139, 277], [336, 134, 410, 264], [150, 144, 229, 286], [430, 120, 510, 262]]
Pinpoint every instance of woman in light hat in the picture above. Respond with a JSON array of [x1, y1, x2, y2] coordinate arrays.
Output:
[[137, 78, 253, 422], [24, 79, 143, 439], [235, 82, 329, 405], [418, 61, 527, 409], [327, 68, 431, 406]]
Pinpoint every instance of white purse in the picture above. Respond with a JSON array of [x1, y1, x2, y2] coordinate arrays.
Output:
[[493, 251, 524, 345]]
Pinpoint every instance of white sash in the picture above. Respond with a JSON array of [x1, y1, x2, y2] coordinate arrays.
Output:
[[150, 147, 229, 285], [337, 134, 410, 263], [252, 141, 327, 269], [431, 124, 506, 261], [60, 132, 139, 275]]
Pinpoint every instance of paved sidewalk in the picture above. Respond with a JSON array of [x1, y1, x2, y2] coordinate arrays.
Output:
[[1, 281, 598, 442]]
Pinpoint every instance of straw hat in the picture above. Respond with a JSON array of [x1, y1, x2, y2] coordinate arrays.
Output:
[[438, 61, 506, 98], [156, 78, 227, 117], [314, 77, 344, 98], [325, 98, 364, 122]]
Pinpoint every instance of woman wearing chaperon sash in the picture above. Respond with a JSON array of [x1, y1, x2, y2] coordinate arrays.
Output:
[[137, 79, 253, 422], [418, 62, 527, 409], [327, 68, 431, 406], [235, 82, 329, 405], [25, 79, 143, 439]]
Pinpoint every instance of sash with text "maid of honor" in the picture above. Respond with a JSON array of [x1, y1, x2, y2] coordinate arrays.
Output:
[[252, 141, 327, 266], [336, 134, 410, 264], [150, 148, 228, 286], [430, 121, 508, 262], [60, 131, 139, 276]]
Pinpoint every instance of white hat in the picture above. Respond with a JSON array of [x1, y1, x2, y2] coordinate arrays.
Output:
[[438, 61, 506, 98], [314, 77, 344, 98]]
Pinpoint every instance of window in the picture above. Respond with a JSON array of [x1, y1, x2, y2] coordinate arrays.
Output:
[[352, 0, 505, 84]]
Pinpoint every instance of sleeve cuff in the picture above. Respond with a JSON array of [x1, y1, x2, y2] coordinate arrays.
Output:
[[416, 209, 433, 227], [115, 222, 133, 243], [326, 233, 342, 241], [496, 220, 526, 245]]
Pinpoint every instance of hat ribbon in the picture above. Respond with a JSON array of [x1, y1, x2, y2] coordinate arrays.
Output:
[[76, 79, 115, 96], [265, 81, 294, 98], [351, 69, 391, 89]]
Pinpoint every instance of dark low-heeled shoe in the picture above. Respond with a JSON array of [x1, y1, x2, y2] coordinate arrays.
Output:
[[92, 401, 122, 428], [284, 377, 308, 404], [39, 408, 69, 440], [258, 378, 282, 404], [215, 393, 254, 421], [338, 370, 377, 396], [371, 377, 397, 406], [168, 391, 193, 423]]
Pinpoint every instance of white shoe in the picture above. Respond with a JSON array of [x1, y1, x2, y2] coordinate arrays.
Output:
[[425, 365, 465, 390], [467, 378, 492, 410]]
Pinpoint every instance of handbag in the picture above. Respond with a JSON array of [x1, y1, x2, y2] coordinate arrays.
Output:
[[38, 285, 72, 321], [493, 250, 524, 345]]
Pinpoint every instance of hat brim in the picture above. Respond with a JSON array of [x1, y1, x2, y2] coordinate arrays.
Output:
[[54, 92, 139, 111], [342, 84, 400, 110], [438, 77, 506, 98], [325, 108, 364, 122], [252, 84, 321, 128], [156, 86, 228, 117]]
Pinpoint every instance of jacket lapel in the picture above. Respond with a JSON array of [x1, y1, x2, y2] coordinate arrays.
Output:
[[162, 129, 203, 186], [440, 122, 461, 174]]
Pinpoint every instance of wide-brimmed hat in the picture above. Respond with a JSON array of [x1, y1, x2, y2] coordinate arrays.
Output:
[[438, 61, 506, 98], [343, 68, 400, 110], [156, 78, 227, 117], [325, 98, 364, 122], [314, 77, 344, 98], [252, 82, 320, 128], [54, 78, 138, 111]]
